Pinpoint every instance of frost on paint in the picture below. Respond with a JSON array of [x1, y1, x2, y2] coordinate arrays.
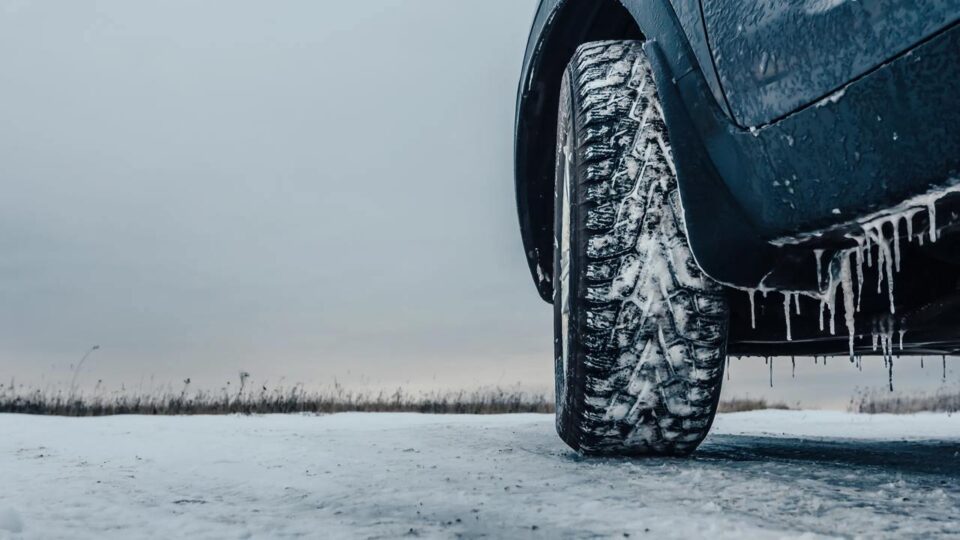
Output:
[[745, 181, 960, 361]]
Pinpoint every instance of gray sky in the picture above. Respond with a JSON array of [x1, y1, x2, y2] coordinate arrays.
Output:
[[0, 0, 954, 406]]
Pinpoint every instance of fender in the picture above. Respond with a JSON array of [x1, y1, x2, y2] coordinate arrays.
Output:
[[515, 0, 786, 303], [642, 41, 782, 289]]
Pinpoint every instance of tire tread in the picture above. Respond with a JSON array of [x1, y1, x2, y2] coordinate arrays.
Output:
[[555, 40, 729, 456]]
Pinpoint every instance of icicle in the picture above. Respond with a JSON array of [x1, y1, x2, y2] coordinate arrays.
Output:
[[888, 355, 894, 392], [881, 333, 889, 365], [891, 217, 902, 272], [865, 233, 873, 267], [921, 356, 924, 369], [928, 200, 938, 242], [943, 355, 947, 382], [872, 333, 879, 351], [727, 355, 731, 380], [898, 330, 905, 351], [905, 211, 914, 241], [840, 253, 856, 361], [747, 289, 757, 329], [825, 272, 838, 336], [884, 243, 896, 315], [791, 356, 796, 378], [814, 249, 824, 288], [873, 229, 885, 294], [794, 292, 801, 315], [769, 357, 773, 388], [870, 229, 896, 314], [854, 238, 864, 312], [818, 298, 826, 331], [783, 292, 793, 341]]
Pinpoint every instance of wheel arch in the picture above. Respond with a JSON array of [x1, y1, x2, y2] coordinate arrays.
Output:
[[515, 0, 643, 302], [515, 0, 780, 303]]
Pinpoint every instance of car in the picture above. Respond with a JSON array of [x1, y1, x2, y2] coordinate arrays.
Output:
[[514, 0, 960, 456]]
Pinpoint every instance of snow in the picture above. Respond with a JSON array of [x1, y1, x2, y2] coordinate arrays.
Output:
[[1, 411, 959, 539], [814, 86, 847, 107], [804, 0, 850, 16], [0, 509, 22, 535]]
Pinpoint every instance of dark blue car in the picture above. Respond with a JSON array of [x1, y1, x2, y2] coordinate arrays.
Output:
[[514, 0, 960, 455]]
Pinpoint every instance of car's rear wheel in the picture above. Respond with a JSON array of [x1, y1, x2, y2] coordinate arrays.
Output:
[[553, 40, 730, 456]]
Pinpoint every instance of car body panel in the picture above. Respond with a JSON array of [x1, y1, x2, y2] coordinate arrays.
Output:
[[661, 0, 730, 118], [701, 0, 960, 127], [514, 0, 960, 354], [701, 20, 960, 241]]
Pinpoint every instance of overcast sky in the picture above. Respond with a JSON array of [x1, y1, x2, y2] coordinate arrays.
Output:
[[0, 0, 954, 407]]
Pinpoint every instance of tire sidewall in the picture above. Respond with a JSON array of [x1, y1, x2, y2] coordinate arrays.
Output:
[[553, 65, 585, 449]]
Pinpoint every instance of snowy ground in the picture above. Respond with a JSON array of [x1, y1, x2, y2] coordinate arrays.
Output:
[[1, 411, 958, 539]]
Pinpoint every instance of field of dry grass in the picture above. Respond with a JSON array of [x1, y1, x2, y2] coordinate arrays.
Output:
[[717, 398, 791, 413], [0, 379, 554, 416], [850, 387, 960, 414], [8, 375, 957, 417], [0, 376, 801, 417]]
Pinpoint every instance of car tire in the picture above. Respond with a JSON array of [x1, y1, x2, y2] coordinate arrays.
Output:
[[553, 40, 730, 456]]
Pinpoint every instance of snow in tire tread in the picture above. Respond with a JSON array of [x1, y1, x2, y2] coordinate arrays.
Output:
[[558, 41, 729, 456]]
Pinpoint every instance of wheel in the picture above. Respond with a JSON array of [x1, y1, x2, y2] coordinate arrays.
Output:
[[553, 40, 730, 456]]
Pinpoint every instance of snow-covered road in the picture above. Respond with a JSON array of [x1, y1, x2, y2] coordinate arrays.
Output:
[[1, 411, 958, 539]]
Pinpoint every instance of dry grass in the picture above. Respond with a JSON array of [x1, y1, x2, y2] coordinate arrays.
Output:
[[0, 379, 555, 416], [717, 398, 791, 413], [0, 374, 800, 417], [850, 388, 960, 414]]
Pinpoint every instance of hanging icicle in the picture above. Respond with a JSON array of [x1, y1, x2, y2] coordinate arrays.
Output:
[[891, 216, 902, 272], [783, 292, 793, 341], [928, 200, 938, 242], [818, 298, 826, 332], [814, 249, 825, 288], [853, 238, 864, 312], [840, 252, 856, 361], [888, 355, 895, 392]]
